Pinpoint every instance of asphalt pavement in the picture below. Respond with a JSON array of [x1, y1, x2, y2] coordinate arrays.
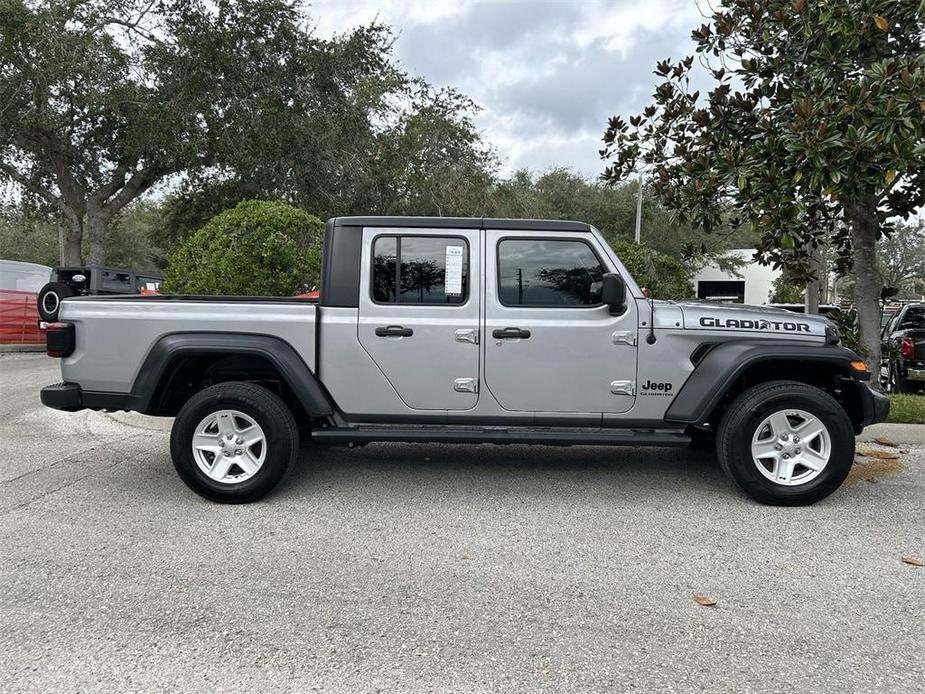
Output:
[[1, 353, 923, 693]]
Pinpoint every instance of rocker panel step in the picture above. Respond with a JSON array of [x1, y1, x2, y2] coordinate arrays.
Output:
[[312, 425, 691, 447]]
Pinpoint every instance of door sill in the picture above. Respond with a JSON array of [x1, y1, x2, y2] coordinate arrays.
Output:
[[312, 424, 689, 447]]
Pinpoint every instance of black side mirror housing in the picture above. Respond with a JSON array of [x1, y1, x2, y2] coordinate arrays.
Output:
[[602, 273, 626, 315]]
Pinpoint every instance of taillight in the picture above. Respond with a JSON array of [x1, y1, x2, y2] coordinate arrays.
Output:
[[46, 322, 75, 358], [900, 337, 914, 360]]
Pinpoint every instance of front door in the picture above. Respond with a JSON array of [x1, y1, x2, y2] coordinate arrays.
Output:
[[483, 230, 638, 414], [358, 227, 480, 411]]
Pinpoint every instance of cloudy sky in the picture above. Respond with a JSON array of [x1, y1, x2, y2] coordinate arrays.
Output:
[[311, 0, 703, 178]]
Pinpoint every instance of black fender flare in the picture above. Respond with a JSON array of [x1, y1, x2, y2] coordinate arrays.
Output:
[[664, 340, 864, 425], [131, 332, 334, 416]]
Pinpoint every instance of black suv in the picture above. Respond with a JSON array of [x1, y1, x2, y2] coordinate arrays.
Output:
[[37, 266, 163, 323]]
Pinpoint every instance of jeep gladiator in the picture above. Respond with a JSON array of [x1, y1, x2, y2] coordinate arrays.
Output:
[[41, 216, 890, 505]]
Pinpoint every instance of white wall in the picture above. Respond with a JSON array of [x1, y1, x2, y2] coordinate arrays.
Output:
[[693, 249, 781, 305]]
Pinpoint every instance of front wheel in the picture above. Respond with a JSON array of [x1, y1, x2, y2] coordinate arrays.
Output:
[[716, 380, 855, 506], [170, 382, 299, 503]]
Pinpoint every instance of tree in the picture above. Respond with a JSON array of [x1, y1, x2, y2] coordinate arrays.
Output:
[[163, 200, 323, 296], [768, 273, 805, 304], [879, 219, 925, 298], [601, 0, 925, 372], [0, 0, 407, 265], [610, 240, 693, 300]]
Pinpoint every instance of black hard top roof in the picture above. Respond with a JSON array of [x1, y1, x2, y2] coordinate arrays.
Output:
[[330, 216, 591, 232]]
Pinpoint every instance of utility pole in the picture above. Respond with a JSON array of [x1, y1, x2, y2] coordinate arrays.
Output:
[[634, 172, 643, 244]]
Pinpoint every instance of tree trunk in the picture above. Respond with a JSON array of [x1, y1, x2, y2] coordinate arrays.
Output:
[[60, 214, 83, 266], [847, 195, 883, 377], [86, 213, 108, 265], [804, 250, 821, 313]]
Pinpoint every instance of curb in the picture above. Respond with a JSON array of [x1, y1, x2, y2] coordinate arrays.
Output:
[[0, 344, 45, 353], [857, 422, 925, 446]]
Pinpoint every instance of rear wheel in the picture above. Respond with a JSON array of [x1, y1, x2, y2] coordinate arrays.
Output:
[[37, 281, 76, 322], [717, 380, 855, 506], [170, 382, 299, 503], [890, 365, 913, 394]]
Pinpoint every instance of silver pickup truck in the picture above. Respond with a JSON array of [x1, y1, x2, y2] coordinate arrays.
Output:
[[41, 216, 889, 505]]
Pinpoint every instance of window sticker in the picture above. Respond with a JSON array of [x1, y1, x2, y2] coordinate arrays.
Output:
[[445, 246, 464, 295]]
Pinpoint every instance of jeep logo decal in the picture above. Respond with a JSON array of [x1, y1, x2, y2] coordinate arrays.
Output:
[[641, 380, 673, 394], [699, 316, 810, 333]]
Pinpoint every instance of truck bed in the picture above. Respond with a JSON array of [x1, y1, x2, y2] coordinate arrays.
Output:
[[59, 295, 317, 393]]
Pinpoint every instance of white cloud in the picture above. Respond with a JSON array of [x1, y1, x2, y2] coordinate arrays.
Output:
[[309, 0, 702, 177]]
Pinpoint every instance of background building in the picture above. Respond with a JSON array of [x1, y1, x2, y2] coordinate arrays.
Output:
[[693, 249, 781, 305]]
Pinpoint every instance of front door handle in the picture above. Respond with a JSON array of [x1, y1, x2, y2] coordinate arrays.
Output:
[[375, 325, 413, 337], [492, 327, 531, 339]]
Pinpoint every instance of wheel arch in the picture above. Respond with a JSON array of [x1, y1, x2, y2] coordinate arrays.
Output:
[[131, 332, 335, 418], [666, 341, 867, 429]]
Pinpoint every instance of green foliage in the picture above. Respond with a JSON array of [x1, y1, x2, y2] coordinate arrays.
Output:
[[610, 240, 694, 300], [768, 273, 804, 304], [104, 201, 163, 271], [488, 168, 757, 261], [887, 394, 924, 424], [879, 220, 925, 299], [163, 201, 323, 296], [828, 307, 862, 354], [0, 207, 58, 266]]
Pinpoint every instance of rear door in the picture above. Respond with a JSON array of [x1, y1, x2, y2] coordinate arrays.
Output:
[[483, 230, 638, 414], [357, 227, 480, 411]]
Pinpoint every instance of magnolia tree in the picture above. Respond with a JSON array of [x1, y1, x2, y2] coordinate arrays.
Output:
[[601, 0, 925, 371]]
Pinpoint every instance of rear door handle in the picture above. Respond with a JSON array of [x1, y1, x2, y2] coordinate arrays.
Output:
[[375, 325, 413, 337], [492, 327, 531, 339]]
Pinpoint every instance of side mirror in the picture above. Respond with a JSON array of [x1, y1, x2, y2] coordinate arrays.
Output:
[[602, 273, 626, 315]]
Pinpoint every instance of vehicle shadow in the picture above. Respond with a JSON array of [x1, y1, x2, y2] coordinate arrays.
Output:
[[279, 441, 733, 504]]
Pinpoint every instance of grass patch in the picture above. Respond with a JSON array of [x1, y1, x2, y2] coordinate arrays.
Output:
[[888, 394, 924, 424]]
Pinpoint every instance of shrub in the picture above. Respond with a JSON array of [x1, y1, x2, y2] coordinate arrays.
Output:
[[610, 240, 694, 300], [163, 200, 324, 296]]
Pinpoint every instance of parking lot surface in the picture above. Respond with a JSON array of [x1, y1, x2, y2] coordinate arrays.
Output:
[[1, 353, 923, 693]]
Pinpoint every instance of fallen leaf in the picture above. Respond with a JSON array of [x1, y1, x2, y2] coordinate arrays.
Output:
[[874, 14, 889, 31], [901, 556, 924, 567], [874, 436, 897, 447], [693, 594, 717, 607]]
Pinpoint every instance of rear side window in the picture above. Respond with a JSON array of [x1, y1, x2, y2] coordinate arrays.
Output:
[[497, 239, 606, 307], [899, 308, 925, 330], [101, 270, 133, 292], [372, 236, 468, 305]]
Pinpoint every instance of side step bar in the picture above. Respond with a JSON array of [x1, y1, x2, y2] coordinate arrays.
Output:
[[312, 425, 691, 447]]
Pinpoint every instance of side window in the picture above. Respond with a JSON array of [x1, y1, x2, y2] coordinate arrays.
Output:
[[497, 239, 606, 307], [100, 270, 133, 292], [372, 236, 468, 305], [899, 308, 925, 330]]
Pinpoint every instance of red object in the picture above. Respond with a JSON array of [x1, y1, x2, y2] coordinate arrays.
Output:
[[900, 336, 915, 360], [0, 288, 44, 344], [1, 260, 52, 344], [45, 322, 75, 358], [295, 290, 320, 300]]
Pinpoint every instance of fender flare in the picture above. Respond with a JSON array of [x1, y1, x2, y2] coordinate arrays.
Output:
[[664, 340, 863, 425], [131, 332, 334, 416]]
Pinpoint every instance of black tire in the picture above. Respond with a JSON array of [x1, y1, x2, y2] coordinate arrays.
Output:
[[170, 382, 299, 503], [891, 366, 911, 394], [37, 281, 76, 322], [716, 380, 855, 506]]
